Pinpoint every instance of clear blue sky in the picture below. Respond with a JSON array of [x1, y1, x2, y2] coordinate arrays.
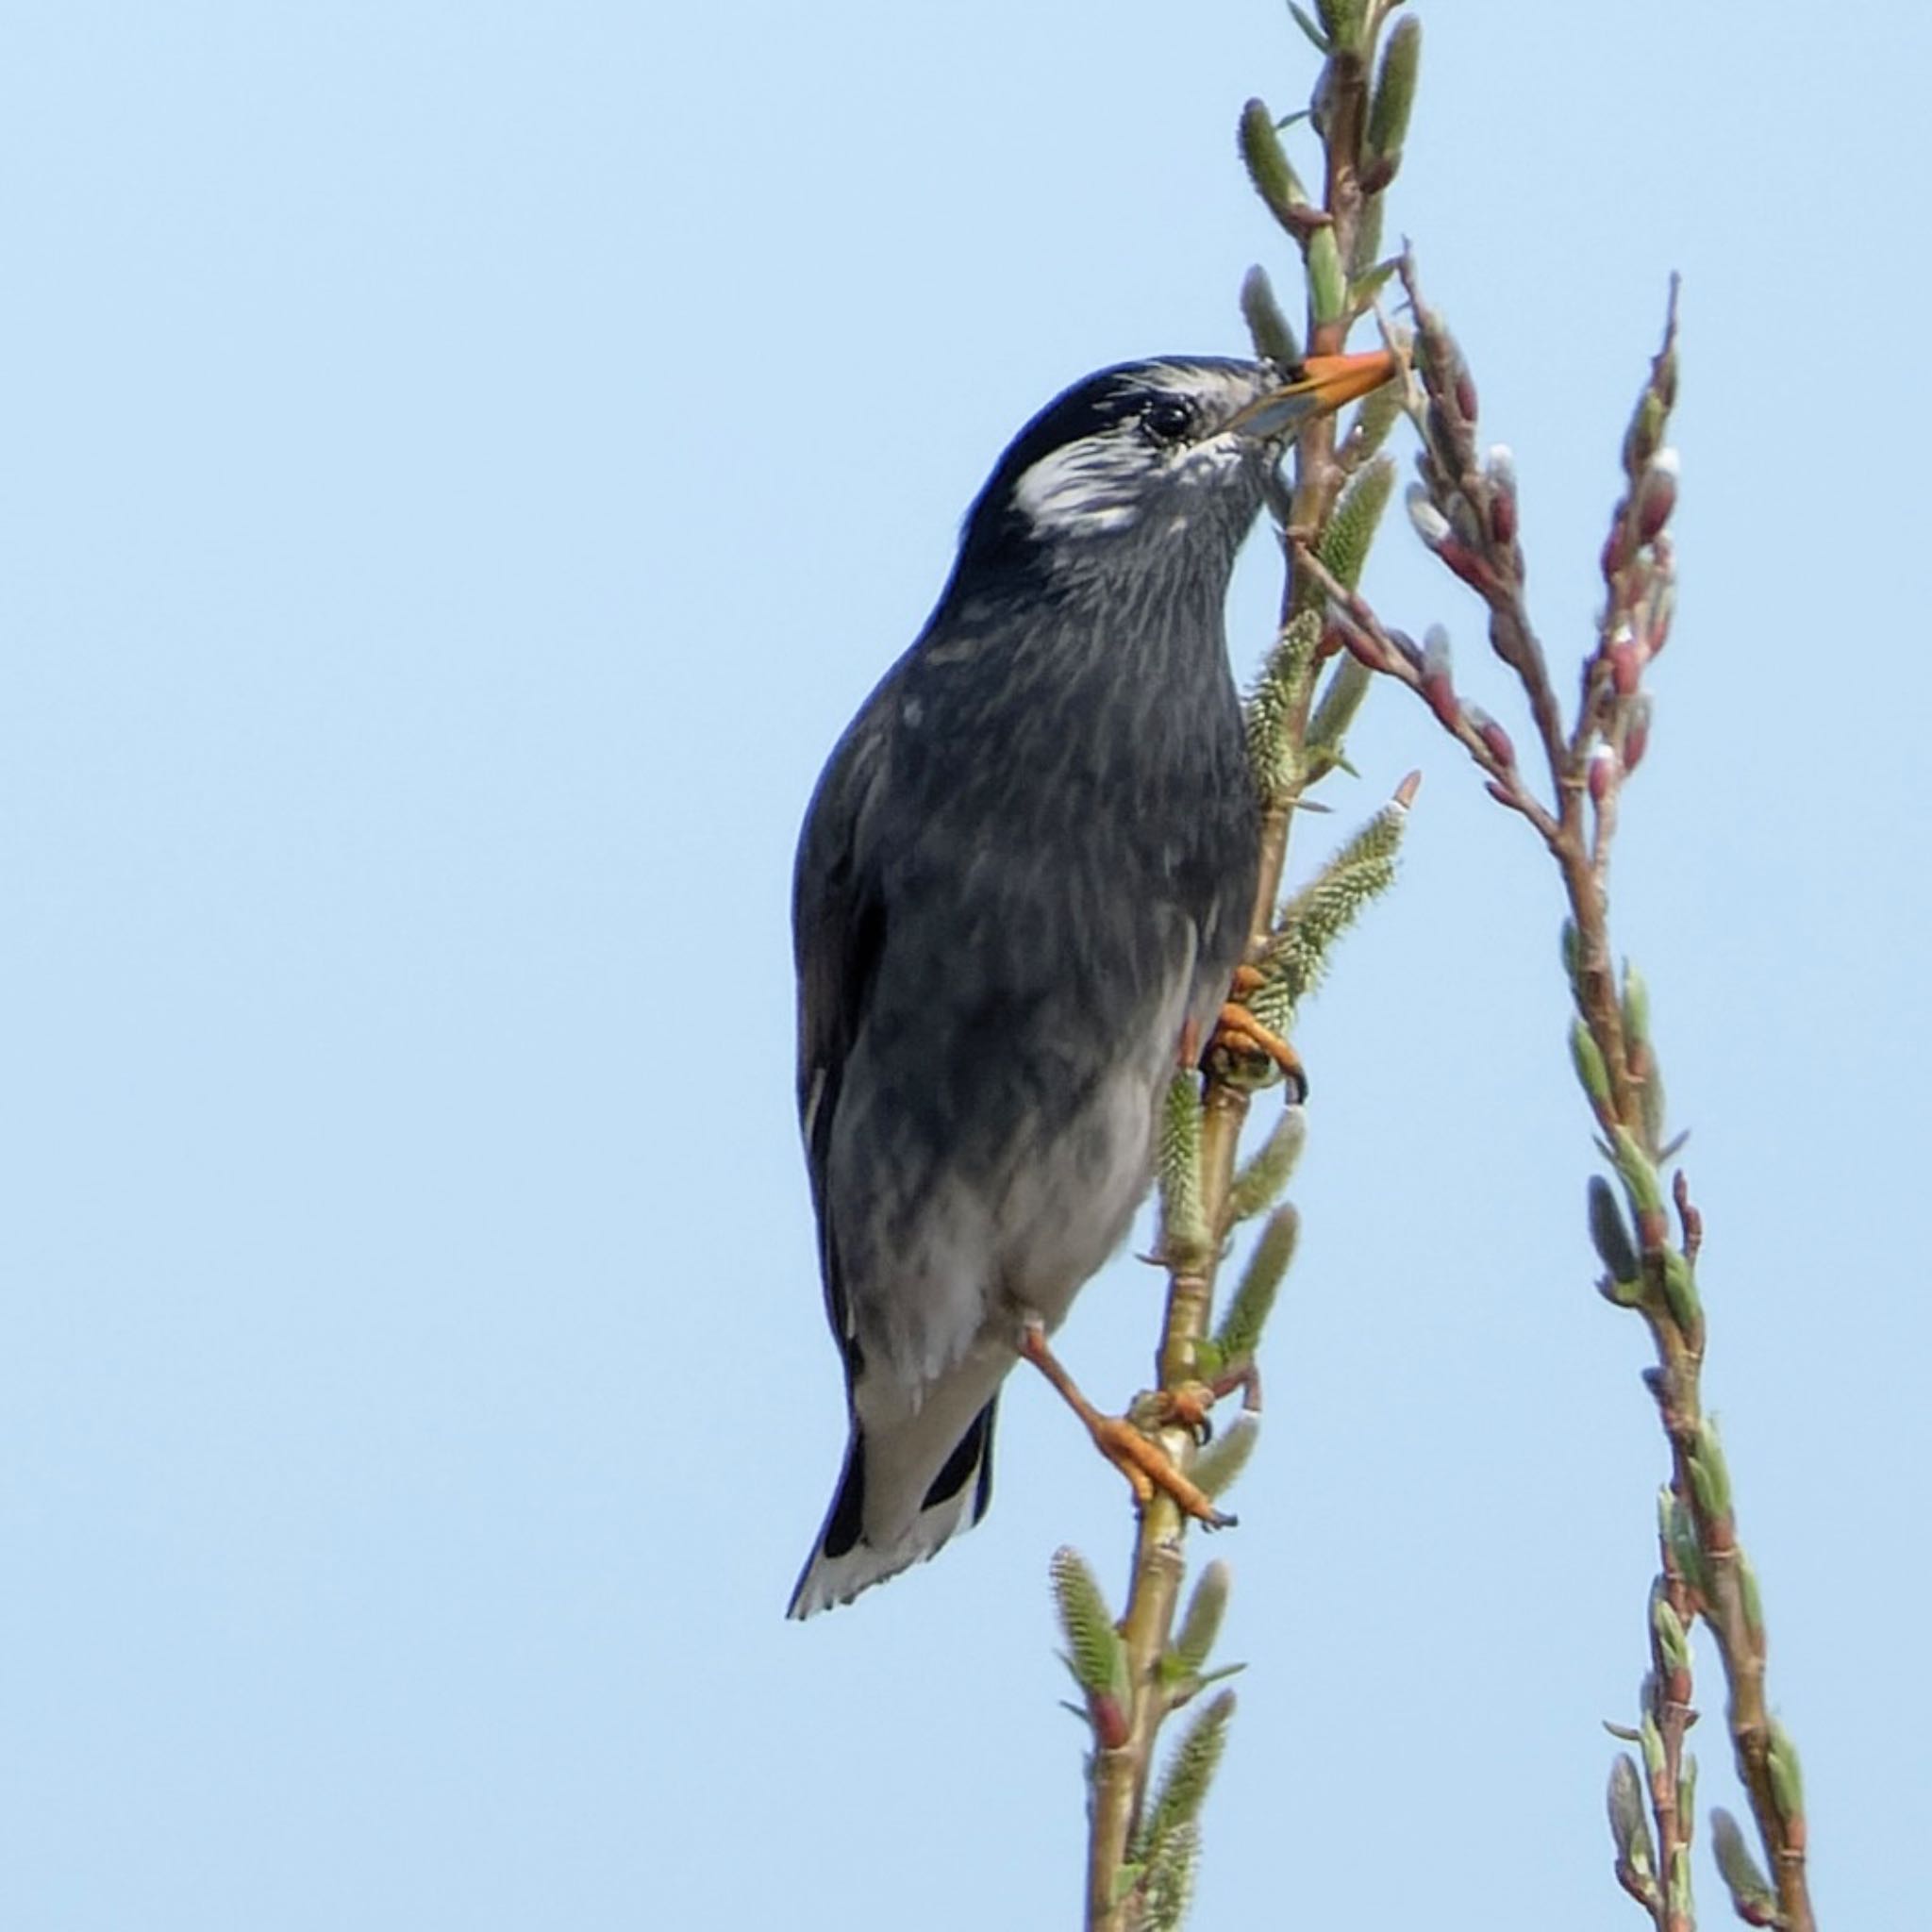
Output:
[[5, 3, 1925, 1926]]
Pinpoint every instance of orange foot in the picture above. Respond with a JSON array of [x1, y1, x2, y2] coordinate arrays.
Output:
[[1017, 1323, 1235, 1529], [1207, 963, 1307, 1100]]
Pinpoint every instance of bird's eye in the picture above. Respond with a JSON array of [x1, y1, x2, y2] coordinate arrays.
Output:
[[1141, 396, 1194, 444]]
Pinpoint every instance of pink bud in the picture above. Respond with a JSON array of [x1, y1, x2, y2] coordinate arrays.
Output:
[[1587, 743, 1618, 805], [1646, 584, 1675, 658], [1605, 625, 1641, 697], [1636, 451, 1678, 544], [1339, 624, 1388, 671], [1424, 672, 1460, 729], [1623, 697, 1653, 772], [1438, 541, 1492, 594], [1089, 1692, 1130, 1751], [1470, 708, 1516, 768], [1489, 483, 1517, 546]]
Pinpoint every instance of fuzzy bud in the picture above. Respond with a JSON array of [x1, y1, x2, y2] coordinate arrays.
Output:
[[1588, 741, 1618, 806], [1338, 622, 1390, 673], [1622, 696, 1653, 773], [1623, 391, 1667, 476], [1608, 628, 1642, 697], [1406, 484, 1451, 550], [1421, 625, 1458, 726], [1485, 445, 1518, 545], [1464, 703, 1516, 769], [1636, 450, 1679, 544], [1644, 581, 1675, 659]]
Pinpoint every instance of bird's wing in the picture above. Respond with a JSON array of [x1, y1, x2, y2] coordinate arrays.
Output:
[[792, 707, 891, 1360]]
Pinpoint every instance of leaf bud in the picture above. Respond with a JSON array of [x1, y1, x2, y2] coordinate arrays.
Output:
[[1636, 449, 1679, 543]]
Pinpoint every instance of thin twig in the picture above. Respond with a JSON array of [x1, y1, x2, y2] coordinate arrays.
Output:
[[1355, 263, 1814, 1932]]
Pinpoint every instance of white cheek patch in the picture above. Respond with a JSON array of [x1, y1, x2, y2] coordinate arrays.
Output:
[[1174, 437, 1244, 489], [1011, 435, 1144, 535]]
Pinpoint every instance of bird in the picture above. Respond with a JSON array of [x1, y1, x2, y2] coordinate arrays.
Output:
[[788, 347, 1395, 1618]]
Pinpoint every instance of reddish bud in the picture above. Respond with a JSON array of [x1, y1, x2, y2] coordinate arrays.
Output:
[[1089, 1691, 1130, 1751], [1609, 634, 1642, 696], [1424, 671, 1460, 729], [1485, 779, 1516, 808], [1455, 366, 1478, 424], [1636, 451, 1678, 543], [1489, 483, 1517, 546], [1645, 584, 1676, 658], [1587, 743, 1618, 805], [1466, 706, 1516, 768], [1439, 541, 1492, 594], [1601, 519, 1632, 583], [1339, 623, 1389, 672], [1623, 697, 1653, 773]]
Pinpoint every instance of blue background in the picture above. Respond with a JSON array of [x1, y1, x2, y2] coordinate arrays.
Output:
[[5, 3, 1923, 1925]]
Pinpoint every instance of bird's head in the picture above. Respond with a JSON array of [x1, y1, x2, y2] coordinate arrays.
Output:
[[956, 351, 1395, 584]]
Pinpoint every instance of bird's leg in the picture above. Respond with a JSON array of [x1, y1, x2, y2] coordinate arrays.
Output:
[[1016, 1321, 1235, 1529], [1206, 962, 1307, 1100]]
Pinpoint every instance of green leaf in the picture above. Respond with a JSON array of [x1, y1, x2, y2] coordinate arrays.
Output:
[[1620, 959, 1651, 1050], [1649, 1581, 1690, 1674], [1286, 1, 1330, 54], [1686, 1418, 1731, 1522], [1738, 1554, 1764, 1642], [1569, 1019, 1612, 1108], [1658, 1246, 1700, 1329], [1606, 1754, 1657, 1889], [1658, 1484, 1708, 1599], [1587, 1174, 1640, 1286], [1609, 1126, 1663, 1219], [1766, 1723, 1805, 1822], [1709, 1808, 1779, 1924], [1307, 225, 1346, 327], [1316, 0, 1366, 51]]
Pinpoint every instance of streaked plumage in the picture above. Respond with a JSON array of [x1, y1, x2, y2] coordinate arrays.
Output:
[[789, 353, 1384, 1617]]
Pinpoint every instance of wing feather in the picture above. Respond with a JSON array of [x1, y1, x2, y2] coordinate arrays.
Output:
[[792, 709, 891, 1359]]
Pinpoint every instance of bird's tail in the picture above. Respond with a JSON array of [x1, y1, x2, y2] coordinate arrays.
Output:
[[786, 1399, 998, 1618]]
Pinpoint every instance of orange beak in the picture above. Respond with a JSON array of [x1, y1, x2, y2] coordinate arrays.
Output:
[[1227, 348, 1399, 439]]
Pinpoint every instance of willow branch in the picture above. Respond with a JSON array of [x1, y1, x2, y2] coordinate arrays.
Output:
[[1084, 17, 1405, 1926], [1353, 264, 1814, 1932]]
